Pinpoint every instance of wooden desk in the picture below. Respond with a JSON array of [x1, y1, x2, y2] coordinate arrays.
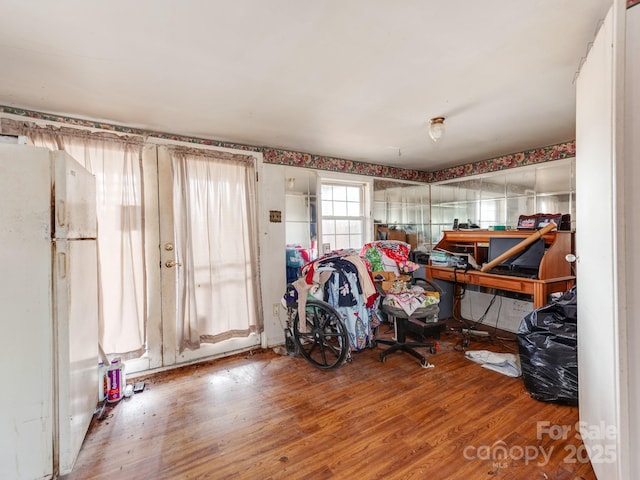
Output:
[[426, 229, 576, 309], [425, 265, 575, 309]]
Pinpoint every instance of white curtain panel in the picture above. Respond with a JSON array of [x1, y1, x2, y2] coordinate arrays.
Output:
[[169, 148, 262, 351], [6, 119, 263, 358], [17, 123, 146, 358]]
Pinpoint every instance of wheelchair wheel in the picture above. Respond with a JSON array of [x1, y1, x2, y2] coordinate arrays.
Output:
[[292, 299, 349, 370]]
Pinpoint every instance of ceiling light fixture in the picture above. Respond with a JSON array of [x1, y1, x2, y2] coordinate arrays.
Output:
[[429, 117, 446, 142]]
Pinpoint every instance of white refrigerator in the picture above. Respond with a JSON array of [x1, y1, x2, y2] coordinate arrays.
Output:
[[0, 144, 98, 479]]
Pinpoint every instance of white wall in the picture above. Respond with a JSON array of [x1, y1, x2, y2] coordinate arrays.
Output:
[[460, 290, 533, 333], [259, 164, 287, 347], [623, 3, 640, 474]]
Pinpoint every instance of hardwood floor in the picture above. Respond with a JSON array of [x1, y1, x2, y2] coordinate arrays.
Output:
[[62, 328, 596, 480]]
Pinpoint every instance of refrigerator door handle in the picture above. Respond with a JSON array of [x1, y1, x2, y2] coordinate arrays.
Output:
[[58, 251, 67, 279], [57, 199, 66, 227]]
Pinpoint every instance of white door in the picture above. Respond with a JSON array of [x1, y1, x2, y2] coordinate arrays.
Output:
[[156, 145, 262, 366], [0, 144, 54, 480], [53, 150, 97, 240], [575, 5, 625, 478], [53, 238, 98, 476]]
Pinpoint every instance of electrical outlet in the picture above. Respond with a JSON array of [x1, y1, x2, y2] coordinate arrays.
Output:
[[272, 303, 280, 317]]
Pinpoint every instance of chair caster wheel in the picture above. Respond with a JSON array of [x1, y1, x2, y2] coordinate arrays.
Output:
[[379, 352, 387, 363], [420, 359, 434, 369], [429, 346, 437, 354]]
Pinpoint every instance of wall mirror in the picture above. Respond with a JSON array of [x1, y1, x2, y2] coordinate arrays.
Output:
[[430, 158, 576, 247], [284, 167, 318, 283], [373, 179, 431, 251]]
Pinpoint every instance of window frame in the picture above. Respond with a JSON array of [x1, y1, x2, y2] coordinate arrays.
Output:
[[317, 173, 372, 252]]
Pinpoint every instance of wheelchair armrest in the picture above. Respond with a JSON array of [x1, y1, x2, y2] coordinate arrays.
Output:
[[411, 276, 444, 295]]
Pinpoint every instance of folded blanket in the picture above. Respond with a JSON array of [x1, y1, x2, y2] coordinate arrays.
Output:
[[383, 288, 439, 316]]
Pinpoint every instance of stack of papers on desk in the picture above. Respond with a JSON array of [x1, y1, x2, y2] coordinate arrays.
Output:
[[430, 250, 457, 266], [430, 249, 479, 269]]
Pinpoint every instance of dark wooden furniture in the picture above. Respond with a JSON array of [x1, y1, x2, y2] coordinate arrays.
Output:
[[425, 229, 575, 309]]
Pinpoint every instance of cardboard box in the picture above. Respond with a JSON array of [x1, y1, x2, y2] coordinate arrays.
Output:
[[381, 275, 411, 292], [372, 271, 396, 281], [372, 271, 411, 292]]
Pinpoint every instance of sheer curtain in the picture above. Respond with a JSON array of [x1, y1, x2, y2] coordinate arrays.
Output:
[[5, 121, 147, 358], [168, 147, 262, 351]]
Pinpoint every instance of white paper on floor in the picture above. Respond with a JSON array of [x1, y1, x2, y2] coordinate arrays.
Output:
[[464, 350, 522, 377]]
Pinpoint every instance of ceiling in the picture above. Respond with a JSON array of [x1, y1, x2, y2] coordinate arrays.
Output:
[[0, 1, 611, 172]]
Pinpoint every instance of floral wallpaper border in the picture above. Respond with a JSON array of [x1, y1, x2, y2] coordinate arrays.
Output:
[[429, 141, 576, 183], [629, 0, 640, 8], [0, 105, 259, 152], [261, 147, 431, 182], [1, 105, 573, 183]]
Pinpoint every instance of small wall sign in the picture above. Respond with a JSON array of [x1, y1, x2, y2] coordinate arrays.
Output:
[[269, 210, 282, 223]]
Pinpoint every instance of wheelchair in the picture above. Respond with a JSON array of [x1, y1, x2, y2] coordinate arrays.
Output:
[[282, 276, 443, 371], [284, 297, 351, 371]]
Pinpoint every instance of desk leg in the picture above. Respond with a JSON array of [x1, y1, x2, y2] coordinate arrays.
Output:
[[533, 280, 576, 309], [533, 283, 546, 310]]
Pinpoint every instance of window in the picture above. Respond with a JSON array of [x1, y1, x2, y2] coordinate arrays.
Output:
[[321, 182, 366, 251]]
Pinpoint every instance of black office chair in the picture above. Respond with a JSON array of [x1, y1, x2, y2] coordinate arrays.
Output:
[[375, 277, 444, 367]]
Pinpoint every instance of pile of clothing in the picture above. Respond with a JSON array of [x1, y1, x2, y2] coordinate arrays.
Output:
[[283, 241, 433, 350], [284, 249, 381, 351], [360, 240, 420, 275], [362, 241, 439, 318]]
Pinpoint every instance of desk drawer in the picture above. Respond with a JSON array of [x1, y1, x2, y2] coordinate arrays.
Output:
[[473, 275, 533, 294], [427, 267, 535, 295]]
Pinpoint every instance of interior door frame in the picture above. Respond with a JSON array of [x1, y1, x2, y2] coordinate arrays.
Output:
[[123, 144, 163, 374], [156, 142, 263, 368], [126, 141, 265, 373]]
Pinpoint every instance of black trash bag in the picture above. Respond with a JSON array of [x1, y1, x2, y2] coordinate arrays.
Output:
[[517, 286, 578, 406]]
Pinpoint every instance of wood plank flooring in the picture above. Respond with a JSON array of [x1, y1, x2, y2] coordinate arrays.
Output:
[[61, 328, 596, 480]]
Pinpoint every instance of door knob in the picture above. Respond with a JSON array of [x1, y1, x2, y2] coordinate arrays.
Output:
[[165, 260, 182, 268]]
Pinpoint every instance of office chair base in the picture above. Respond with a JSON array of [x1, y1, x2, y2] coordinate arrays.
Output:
[[377, 338, 436, 367]]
